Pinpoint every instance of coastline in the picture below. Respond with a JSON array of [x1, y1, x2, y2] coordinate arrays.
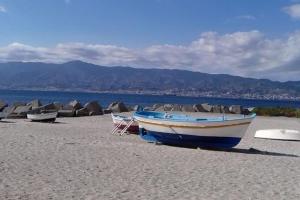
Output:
[[1, 88, 300, 101], [1, 89, 300, 109]]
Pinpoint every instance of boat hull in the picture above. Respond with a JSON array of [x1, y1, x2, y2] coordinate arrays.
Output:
[[134, 111, 255, 148], [255, 129, 300, 141], [139, 128, 242, 148], [27, 112, 57, 122], [113, 123, 139, 133]]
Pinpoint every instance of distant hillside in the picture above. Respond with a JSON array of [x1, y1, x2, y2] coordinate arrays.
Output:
[[0, 61, 299, 100]]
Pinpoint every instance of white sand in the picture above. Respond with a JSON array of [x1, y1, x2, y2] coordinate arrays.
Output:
[[0, 113, 299, 200]]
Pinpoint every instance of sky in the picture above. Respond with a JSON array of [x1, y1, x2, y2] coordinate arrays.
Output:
[[0, 0, 300, 81]]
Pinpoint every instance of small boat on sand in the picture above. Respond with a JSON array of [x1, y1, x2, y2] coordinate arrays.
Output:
[[255, 129, 300, 141], [134, 111, 256, 148], [27, 112, 57, 122], [111, 113, 139, 134], [0, 112, 4, 120]]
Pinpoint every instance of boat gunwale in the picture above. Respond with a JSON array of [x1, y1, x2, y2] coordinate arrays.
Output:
[[111, 113, 135, 122], [135, 117, 252, 129], [133, 111, 256, 124]]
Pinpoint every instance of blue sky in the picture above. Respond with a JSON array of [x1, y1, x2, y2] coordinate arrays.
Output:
[[0, 0, 297, 47], [0, 0, 300, 81]]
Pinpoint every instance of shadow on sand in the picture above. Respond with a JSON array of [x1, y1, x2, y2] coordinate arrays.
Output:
[[24, 120, 67, 124], [1, 120, 67, 124], [0, 120, 16, 124], [153, 142, 299, 158], [33, 121, 67, 124], [52, 121, 67, 124], [208, 147, 299, 158]]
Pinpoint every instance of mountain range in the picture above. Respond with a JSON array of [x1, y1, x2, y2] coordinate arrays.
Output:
[[0, 61, 299, 100]]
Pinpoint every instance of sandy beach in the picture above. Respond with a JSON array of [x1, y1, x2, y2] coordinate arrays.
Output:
[[0, 113, 299, 200]]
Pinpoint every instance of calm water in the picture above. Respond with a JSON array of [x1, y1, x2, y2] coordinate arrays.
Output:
[[0, 89, 300, 108]]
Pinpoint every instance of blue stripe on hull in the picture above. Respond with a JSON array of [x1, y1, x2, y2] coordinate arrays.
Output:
[[139, 128, 241, 149]]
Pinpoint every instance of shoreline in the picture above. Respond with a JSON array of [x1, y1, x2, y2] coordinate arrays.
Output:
[[1, 98, 300, 119], [1, 88, 300, 102]]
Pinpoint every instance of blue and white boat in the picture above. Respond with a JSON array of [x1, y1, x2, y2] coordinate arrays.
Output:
[[134, 111, 256, 148]]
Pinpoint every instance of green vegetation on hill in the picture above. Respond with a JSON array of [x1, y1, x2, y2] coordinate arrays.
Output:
[[253, 107, 300, 118]]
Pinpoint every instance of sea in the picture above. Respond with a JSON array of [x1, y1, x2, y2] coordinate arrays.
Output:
[[0, 89, 300, 108]]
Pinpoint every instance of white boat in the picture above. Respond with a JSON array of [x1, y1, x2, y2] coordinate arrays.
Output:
[[0, 112, 4, 120], [255, 129, 300, 141], [111, 113, 139, 133], [27, 112, 57, 122], [133, 111, 256, 148]]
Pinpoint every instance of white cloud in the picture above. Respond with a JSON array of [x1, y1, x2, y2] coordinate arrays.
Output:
[[0, 5, 6, 13], [1, 30, 300, 81], [283, 4, 300, 19], [236, 15, 256, 20], [64, 0, 71, 4]]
